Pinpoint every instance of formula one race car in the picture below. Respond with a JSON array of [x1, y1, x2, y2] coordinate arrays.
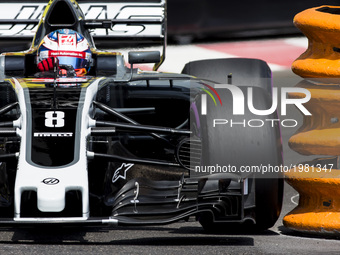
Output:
[[0, 0, 283, 231]]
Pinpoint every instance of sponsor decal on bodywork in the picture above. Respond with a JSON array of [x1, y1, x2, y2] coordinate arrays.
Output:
[[42, 178, 60, 185], [112, 163, 134, 183], [0, 3, 163, 37], [34, 132, 73, 137]]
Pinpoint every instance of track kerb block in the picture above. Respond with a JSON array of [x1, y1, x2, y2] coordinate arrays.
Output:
[[283, 6, 340, 234]]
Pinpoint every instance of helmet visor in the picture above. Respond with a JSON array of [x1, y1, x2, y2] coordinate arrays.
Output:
[[57, 56, 88, 70], [47, 50, 90, 70]]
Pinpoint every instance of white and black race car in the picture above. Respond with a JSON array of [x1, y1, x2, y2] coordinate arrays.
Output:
[[0, 0, 283, 231]]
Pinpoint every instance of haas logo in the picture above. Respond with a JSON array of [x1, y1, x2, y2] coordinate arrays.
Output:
[[59, 35, 76, 46]]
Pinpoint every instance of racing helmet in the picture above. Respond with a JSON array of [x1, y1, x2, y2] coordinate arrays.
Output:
[[37, 29, 92, 75]]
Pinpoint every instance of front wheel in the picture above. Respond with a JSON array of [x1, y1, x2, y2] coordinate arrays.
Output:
[[186, 58, 283, 231]]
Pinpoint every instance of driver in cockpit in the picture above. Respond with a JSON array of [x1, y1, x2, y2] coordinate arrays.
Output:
[[36, 28, 92, 77]]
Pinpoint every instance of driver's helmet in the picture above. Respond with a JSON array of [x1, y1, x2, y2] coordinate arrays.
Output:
[[37, 29, 92, 76]]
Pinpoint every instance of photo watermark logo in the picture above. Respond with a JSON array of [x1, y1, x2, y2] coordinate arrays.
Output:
[[201, 84, 311, 128]]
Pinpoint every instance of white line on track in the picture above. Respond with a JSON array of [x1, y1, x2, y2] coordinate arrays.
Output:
[[284, 37, 308, 48]]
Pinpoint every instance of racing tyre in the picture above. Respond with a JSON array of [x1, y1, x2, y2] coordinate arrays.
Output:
[[184, 58, 283, 231]]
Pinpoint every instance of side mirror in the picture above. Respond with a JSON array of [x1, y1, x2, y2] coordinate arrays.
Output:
[[114, 51, 161, 82], [128, 51, 161, 65]]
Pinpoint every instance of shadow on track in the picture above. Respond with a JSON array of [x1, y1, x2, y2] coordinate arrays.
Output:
[[0, 224, 278, 246]]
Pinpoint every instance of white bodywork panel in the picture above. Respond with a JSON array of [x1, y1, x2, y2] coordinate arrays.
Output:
[[12, 77, 102, 220]]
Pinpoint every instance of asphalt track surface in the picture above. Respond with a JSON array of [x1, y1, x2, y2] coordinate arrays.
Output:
[[1, 41, 340, 254]]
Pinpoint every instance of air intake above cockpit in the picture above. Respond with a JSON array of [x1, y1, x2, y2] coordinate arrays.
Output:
[[46, 0, 77, 27]]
